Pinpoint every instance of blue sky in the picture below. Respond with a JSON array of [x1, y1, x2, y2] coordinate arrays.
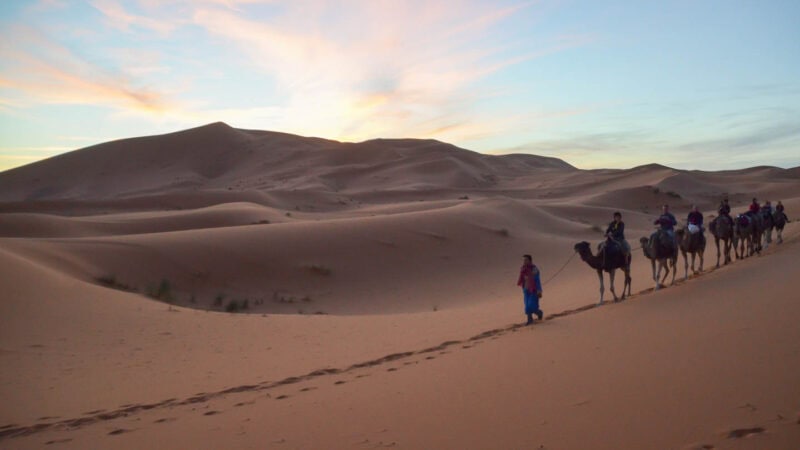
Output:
[[1, 0, 798, 171]]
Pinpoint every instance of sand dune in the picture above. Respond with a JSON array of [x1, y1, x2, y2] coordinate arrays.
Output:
[[1, 123, 799, 449]]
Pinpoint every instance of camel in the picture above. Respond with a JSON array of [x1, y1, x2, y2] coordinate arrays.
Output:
[[774, 211, 788, 244], [709, 215, 733, 267], [574, 240, 631, 304], [639, 231, 677, 290], [733, 214, 754, 259], [676, 226, 705, 280]]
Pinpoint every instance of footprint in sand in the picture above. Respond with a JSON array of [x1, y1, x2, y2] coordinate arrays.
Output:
[[203, 411, 221, 416], [108, 428, 133, 435], [726, 427, 765, 438]]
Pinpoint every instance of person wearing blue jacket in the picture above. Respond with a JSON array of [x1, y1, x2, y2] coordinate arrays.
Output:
[[516, 254, 543, 325], [655, 204, 678, 242]]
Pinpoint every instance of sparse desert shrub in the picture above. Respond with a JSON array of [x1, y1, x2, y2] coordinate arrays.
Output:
[[225, 299, 241, 313], [252, 219, 270, 225], [652, 187, 660, 194], [666, 191, 682, 199], [307, 264, 332, 276], [96, 275, 136, 292], [496, 228, 510, 237], [285, 212, 292, 217], [273, 292, 296, 304], [147, 279, 174, 303], [213, 294, 225, 307], [459, 195, 469, 200], [590, 224, 603, 233]]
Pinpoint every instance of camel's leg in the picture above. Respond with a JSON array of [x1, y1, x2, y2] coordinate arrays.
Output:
[[670, 257, 677, 286], [608, 269, 619, 302], [777, 228, 783, 244], [625, 267, 632, 297], [652, 259, 659, 291], [651, 259, 656, 282], [597, 270, 605, 304], [659, 260, 670, 286], [725, 239, 732, 264], [682, 251, 689, 281], [715, 238, 721, 268], [698, 249, 704, 273]]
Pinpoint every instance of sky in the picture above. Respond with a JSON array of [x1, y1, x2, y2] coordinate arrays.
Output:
[[1, 0, 799, 172]]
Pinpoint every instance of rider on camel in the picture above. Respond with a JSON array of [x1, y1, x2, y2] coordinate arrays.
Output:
[[762, 200, 773, 215], [776, 201, 789, 221], [654, 204, 678, 246], [687, 205, 704, 233], [748, 197, 760, 216], [718, 198, 731, 216], [716, 197, 732, 228], [604, 211, 630, 256]]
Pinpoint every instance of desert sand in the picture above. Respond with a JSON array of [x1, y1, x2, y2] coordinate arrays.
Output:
[[1, 123, 799, 449]]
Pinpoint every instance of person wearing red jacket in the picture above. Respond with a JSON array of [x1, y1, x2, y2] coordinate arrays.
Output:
[[516, 254, 543, 325], [748, 197, 760, 215]]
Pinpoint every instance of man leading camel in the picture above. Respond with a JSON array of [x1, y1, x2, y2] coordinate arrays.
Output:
[[516, 254, 543, 325]]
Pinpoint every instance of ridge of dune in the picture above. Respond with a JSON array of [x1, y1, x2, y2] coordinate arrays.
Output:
[[0, 124, 574, 204]]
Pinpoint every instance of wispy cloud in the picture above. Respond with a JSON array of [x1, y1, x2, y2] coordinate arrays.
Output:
[[188, 0, 587, 142], [0, 25, 175, 113], [90, 0, 177, 35]]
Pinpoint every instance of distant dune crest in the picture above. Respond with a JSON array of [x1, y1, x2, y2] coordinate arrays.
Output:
[[0, 122, 579, 202]]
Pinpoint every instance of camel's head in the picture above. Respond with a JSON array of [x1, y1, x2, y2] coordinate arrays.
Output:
[[573, 241, 590, 254], [639, 236, 649, 245], [676, 228, 686, 238]]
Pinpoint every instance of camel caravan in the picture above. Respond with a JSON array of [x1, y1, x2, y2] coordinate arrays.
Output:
[[575, 198, 790, 304]]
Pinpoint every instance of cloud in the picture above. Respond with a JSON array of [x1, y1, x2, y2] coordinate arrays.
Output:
[[506, 118, 800, 170], [187, 1, 587, 142], [90, 0, 177, 35], [0, 25, 175, 114], [679, 122, 800, 152], [2, 0, 593, 156]]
